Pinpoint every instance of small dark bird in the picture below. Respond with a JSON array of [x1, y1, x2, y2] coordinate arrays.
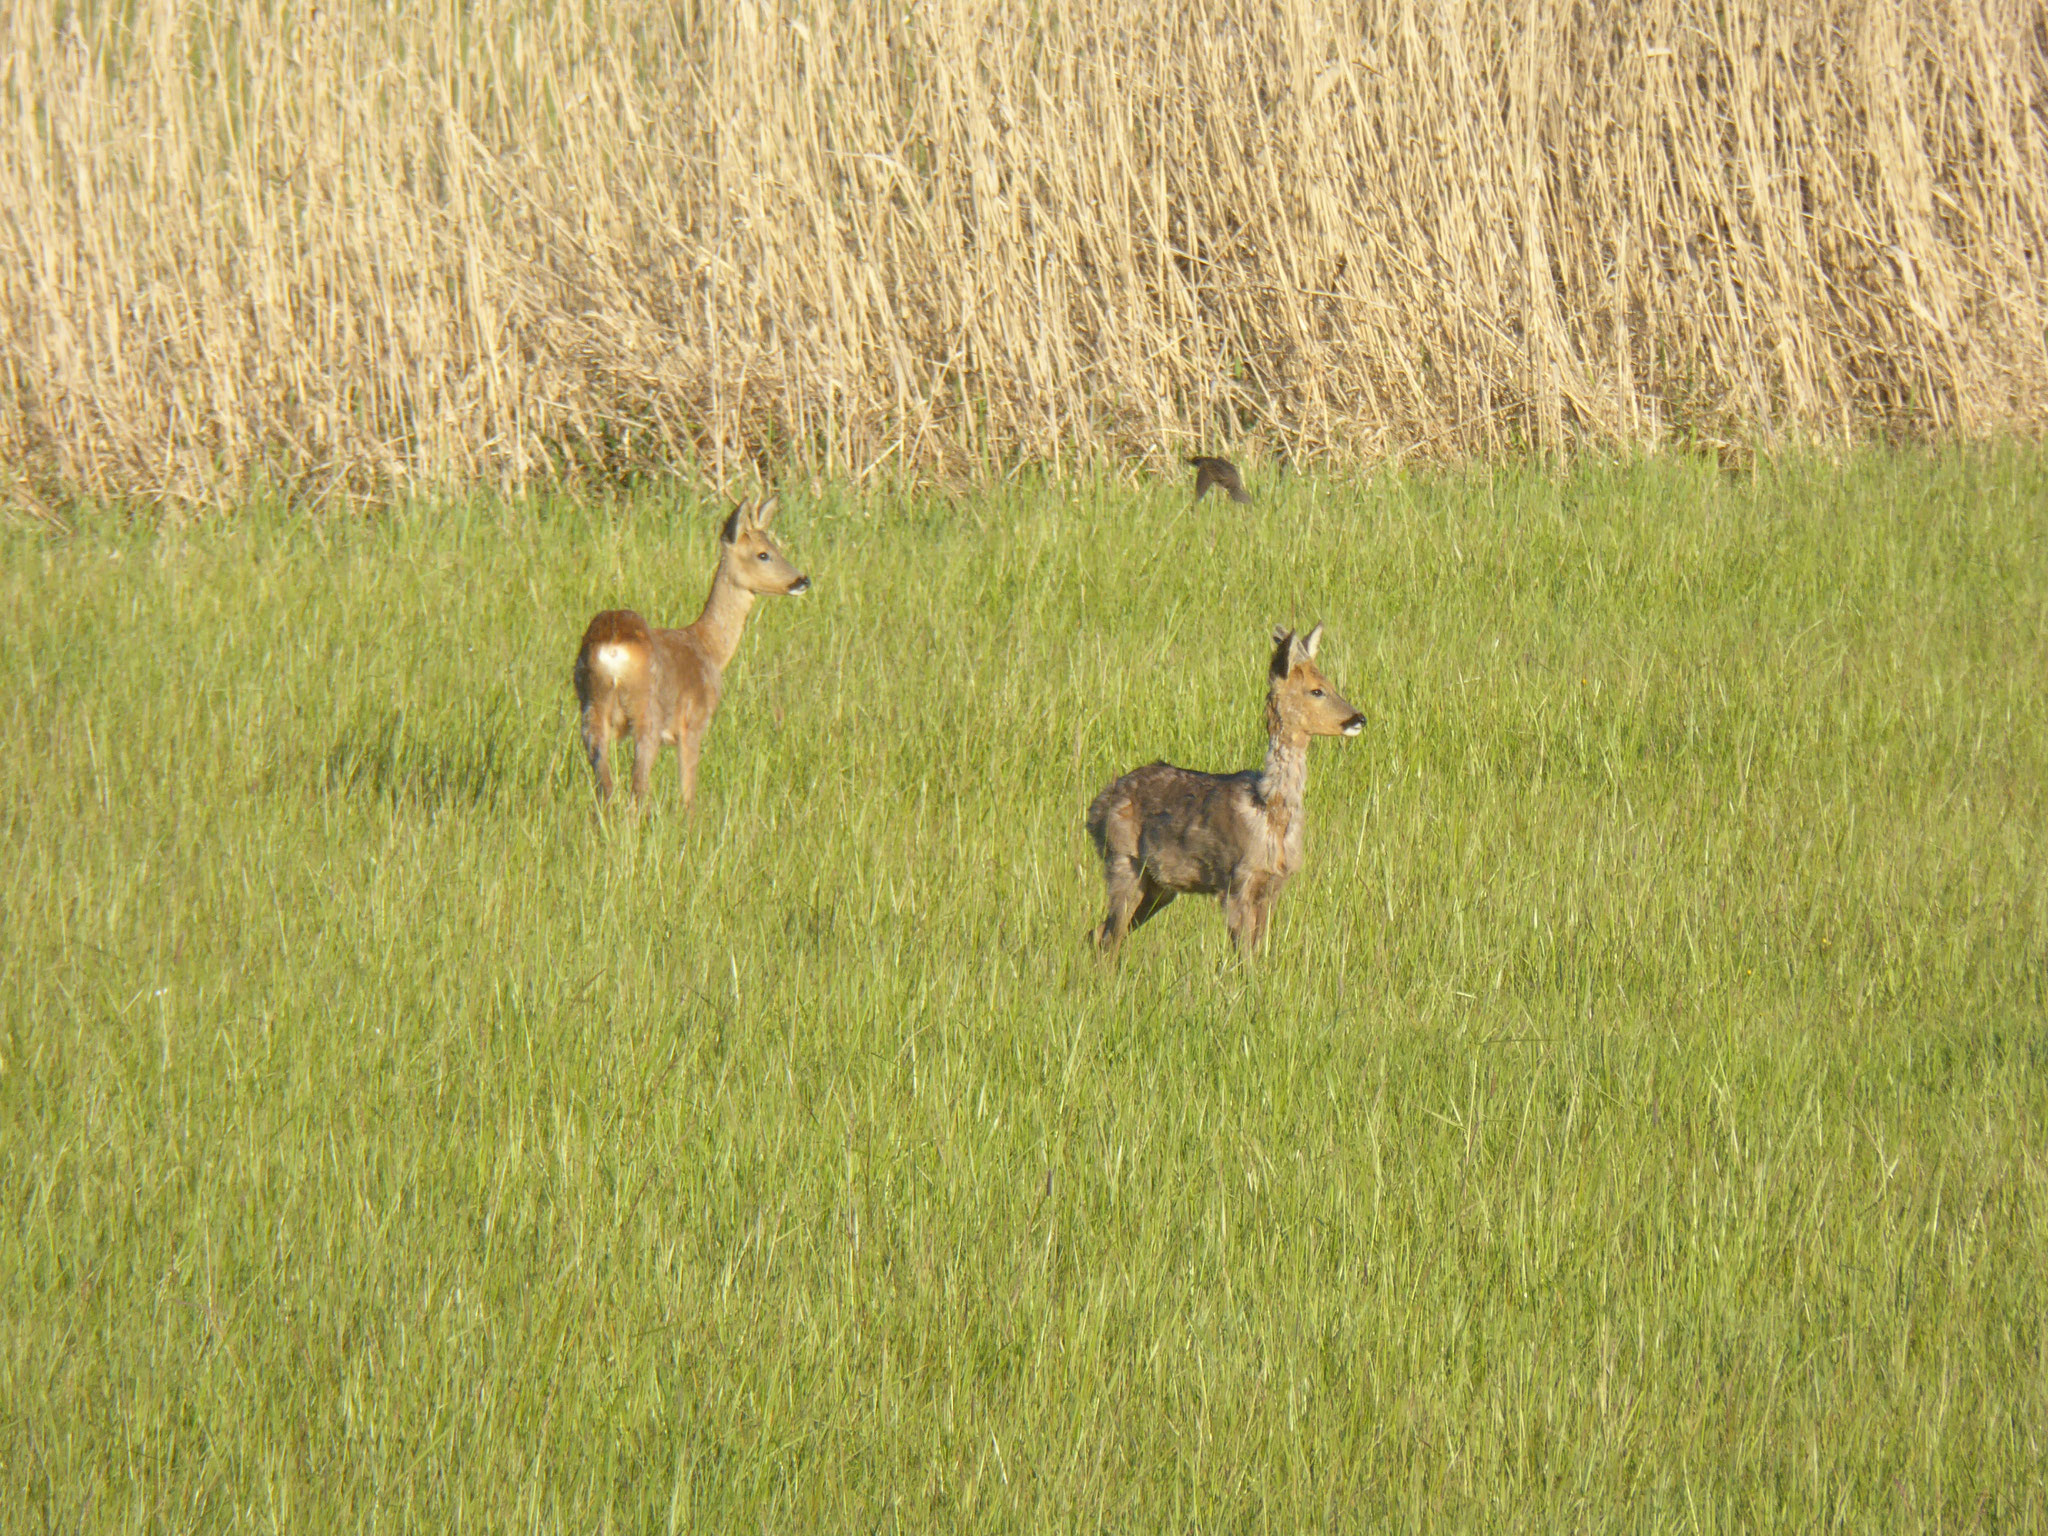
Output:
[[1188, 456, 1251, 504]]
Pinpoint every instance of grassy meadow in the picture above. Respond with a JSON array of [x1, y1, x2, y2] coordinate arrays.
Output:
[[3, 451, 2047, 1529]]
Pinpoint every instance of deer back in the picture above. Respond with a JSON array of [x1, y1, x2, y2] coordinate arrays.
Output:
[[1089, 762, 1273, 896]]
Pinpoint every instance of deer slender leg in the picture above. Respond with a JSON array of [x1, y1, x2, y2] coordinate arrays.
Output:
[[1223, 875, 1275, 955], [1129, 879, 1177, 932], [630, 731, 661, 802], [581, 708, 615, 801], [677, 723, 707, 808], [1241, 896, 1272, 954], [1094, 858, 1147, 952]]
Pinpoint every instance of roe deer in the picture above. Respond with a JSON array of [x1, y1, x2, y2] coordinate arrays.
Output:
[[1188, 455, 1252, 503], [572, 495, 809, 806], [1086, 623, 1363, 955]]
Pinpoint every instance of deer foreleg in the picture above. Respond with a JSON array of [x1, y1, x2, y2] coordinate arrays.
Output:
[[630, 731, 661, 802], [1223, 875, 1278, 955], [676, 723, 707, 808]]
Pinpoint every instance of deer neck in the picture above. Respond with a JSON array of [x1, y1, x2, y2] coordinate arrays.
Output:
[[1258, 705, 1312, 815], [686, 560, 757, 670]]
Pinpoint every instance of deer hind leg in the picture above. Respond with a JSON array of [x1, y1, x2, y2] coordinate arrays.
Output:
[[1129, 878, 1177, 933], [1093, 856, 1149, 952], [581, 705, 616, 801]]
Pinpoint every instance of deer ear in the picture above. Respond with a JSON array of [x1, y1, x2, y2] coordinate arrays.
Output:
[[1270, 626, 1294, 677], [754, 495, 779, 530], [1302, 622, 1324, 659], [719, 505, 746, 545]]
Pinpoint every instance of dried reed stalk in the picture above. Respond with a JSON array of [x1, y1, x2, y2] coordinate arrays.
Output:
[[2, 0, 2043, 509]]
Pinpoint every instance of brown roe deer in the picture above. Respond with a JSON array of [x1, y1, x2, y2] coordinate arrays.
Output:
[[572, 496, 809, 806], [1086, 623, 1363, 955]]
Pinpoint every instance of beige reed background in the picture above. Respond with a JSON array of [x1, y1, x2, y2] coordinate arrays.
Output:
[[2, 0, 2044, 510]]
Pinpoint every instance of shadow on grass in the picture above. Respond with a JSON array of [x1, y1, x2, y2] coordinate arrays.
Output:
[[323, 701, 527, 811]]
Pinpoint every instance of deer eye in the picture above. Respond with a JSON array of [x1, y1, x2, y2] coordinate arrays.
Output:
[[1310, 688, 1325, 697], [756, 550, 771, 561]]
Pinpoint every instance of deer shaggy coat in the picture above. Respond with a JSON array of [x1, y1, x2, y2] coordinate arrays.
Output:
[[1086, 624, 1363, 955]]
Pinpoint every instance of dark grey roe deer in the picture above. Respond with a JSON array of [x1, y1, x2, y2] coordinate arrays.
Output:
[[1086, 623, 1363, 955]]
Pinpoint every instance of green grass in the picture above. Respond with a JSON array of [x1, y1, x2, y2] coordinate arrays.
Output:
[[3, 451, 2046, 1531]]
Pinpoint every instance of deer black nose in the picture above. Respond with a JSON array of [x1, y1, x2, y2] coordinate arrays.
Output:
[[788, 575, 811, 595], [1341, 715, 1364, 736]]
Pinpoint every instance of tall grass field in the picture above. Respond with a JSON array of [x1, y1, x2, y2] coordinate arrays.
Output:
[[3, 451, 2045, 1528]]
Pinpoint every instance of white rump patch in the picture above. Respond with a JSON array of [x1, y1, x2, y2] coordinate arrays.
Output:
[[593, 642, 633, 680]]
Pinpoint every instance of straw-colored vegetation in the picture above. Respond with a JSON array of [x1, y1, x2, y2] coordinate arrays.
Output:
[[4, 0, 2045, 510]]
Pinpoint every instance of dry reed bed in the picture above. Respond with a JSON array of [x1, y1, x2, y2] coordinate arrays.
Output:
[[2, 0, 2044, 510]]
